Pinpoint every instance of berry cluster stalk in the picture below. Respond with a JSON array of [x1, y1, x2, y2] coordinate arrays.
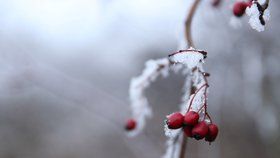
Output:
[[179, 0, 201, 157]]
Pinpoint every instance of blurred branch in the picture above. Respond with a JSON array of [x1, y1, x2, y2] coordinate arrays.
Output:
[[179, 135, 188, 158], [184, 0, 201, 48]]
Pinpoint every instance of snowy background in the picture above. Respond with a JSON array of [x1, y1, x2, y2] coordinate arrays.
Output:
[[0, 0, 279, 158]]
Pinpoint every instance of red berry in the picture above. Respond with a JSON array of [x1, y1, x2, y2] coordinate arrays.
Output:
[[184, 111, 199, 126], [183, 126, 193, 137], [205, 124, 219, 142], [192, 121, 209, 140], [125, 119, 136, 131], [166, 112, 184, 129], [233, 2, 248, 17]]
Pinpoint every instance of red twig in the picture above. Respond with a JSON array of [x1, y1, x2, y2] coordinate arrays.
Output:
[[187, 83, 208, 112], [168, 49, 207, 59]]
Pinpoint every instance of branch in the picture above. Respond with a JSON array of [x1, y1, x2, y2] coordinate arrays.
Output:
[[179, 0, 202, 157], [185, 0, 201, 48], [254, 0, 270, 25], [179, 135, 188, 158], [260, 0, 269, 10]]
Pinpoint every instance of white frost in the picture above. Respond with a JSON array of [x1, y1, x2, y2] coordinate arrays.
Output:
[[169, 48, 204, 69], [246, 3, 270, 32], [128, 58, 170, 136], [163, 48, 209, 158], [162, 133, 183, 158], [164, 124, 181, 138]]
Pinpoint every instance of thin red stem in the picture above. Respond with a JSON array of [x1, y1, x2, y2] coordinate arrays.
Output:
[[206, 113, 213, 123], [197, 103, 206, 113], [187, 83, 208, 112], [169, 49, 207, 59]]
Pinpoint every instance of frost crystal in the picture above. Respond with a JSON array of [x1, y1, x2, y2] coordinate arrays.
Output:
[[164, 124, 181, 138], [246, 3, 270, 32], [168, 48, 205, 69], [128, 58, 170, 136], [184, 70, 208, 114], [162, 131, 183, 158]]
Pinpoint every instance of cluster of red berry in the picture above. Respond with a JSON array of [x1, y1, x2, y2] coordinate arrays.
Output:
[[125, 70, 219, 143], [233, 0, 253, 17], [166, 111, 218, 143]]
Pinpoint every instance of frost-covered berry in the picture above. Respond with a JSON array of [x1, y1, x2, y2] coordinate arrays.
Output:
[[166, 112, 184, 129], [183, 126, 193, 137], [125, 119, 137, 131], [233, 2, 248, 17], [205, 124, 219, 142], [192, 121, 209, 140], [184, 111, 199, 126]]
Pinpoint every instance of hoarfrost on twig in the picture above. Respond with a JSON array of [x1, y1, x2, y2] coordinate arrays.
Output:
[[128, 58, 170, 136], [163, 47, 209, 158], [169, 48, 205, 70], [246, 2, 270, 32]]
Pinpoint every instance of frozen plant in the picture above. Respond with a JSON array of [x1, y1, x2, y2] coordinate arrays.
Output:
[[230, 0, 270, 31], [126, 58, 170, 137], [124, 0, 271, 157], [246, 0, 270, 32]]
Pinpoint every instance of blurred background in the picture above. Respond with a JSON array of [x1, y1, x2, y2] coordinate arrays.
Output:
[[0, 0, 279, 158]]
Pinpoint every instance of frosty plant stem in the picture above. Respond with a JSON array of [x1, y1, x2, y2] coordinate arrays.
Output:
[[126, 0, 219, 157], [179, 0, 202, 157], [257, 0, 269, 10], [254, 0, 269, 25], [185, 0, 201, 48], [232, 0, 271, 31], [125, 0, 271, 157], [187, 83, 208, 112]]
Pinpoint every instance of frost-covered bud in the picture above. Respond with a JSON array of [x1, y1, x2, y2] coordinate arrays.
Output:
[[183, 125, 193, 137], [125, 119, 137, 131], [166, 112, 184, 129], [184, 111, 199, 126], [233, 2, 248, 17], [192, 121, 209, 140], [205, 124, 219, 142]]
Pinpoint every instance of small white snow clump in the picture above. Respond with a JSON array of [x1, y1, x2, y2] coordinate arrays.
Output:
[[246, 3, 270, 32], [169, 48, 204, 69]]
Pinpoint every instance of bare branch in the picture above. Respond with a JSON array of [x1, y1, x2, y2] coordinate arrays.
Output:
[[185, 0, 201, 48]]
